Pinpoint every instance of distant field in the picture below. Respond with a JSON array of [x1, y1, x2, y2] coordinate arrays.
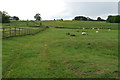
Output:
[[2, 21, 118, 78], [2, 21, 43, 29], [42, 20, 118, 29], [2, 20, 118, 29]]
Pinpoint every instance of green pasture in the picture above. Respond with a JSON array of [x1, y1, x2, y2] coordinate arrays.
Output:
[[2, 21, 43, 29], [42, 20, 118, 29], [2, 21, 118, 78]]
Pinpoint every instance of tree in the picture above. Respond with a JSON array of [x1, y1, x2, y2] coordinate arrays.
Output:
[[0, 11, 2, 23], [0, 11, 10, 23], [106, 15, 120, 23], [106, 15, 112, 23], [61, 18, 63, 21], [87, 17, 94, 21], [97, 17, 105, 21], [34, 13, 41, 21], [74, 16, 88, 21], [73, 16, 95, 21], [97, 17, 102, 21]]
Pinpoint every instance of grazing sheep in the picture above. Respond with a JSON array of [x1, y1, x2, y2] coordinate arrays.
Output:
[[82, 31, 87, 35], [97, 28, 100, 30], [92, 28, 94, 29], [96, 30, 99, 33], [83, 28, 85, 30], [108, 28, 111, 31]]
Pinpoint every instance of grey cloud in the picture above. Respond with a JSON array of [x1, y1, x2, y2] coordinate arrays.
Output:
[[60, 2, 118, 20]]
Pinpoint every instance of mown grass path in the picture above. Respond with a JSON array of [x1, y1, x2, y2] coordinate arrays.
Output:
[[3, 28, 118, 78]]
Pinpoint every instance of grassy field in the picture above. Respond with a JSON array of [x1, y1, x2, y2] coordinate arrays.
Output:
[[42, 20, 118, 29], [2, 21, 118, 78], [2, 20, 43, 29]]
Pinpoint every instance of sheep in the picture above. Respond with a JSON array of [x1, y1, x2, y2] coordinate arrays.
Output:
[[108, 28, 111, 31], [82, 31, 87, 35], [97, 28, 100, 30], [96, 30, 99, 33], [83, 28, 85, 30]]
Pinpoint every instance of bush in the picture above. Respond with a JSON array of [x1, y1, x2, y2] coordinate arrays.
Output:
[[106, 15, 120, 23], [74, 16, 88, 21]]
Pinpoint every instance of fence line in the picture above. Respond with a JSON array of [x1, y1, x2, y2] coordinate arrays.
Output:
[[1, 27, 48, 39]]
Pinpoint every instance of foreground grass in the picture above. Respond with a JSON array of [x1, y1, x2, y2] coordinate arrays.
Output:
[[3, 28, 118, 78]]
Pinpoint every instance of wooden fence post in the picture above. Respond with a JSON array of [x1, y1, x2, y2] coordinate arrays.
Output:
[[2, 27, 5, 39], [19, 28, 21, 35], [25, 28, 27, 35], [32, 30, 34, 34], [26, 29, 28, 35], [14, 27, 16, 36], [28, 29, 29, 34], [28, 29, 30, 34], [23, 28, 24, 35], [22, 28, 23, 35], [39, 22, 41, 27], [27, 29, 28, 35], [9, 27, 11, 37]]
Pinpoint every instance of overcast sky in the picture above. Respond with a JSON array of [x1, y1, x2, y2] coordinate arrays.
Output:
[[0, 0, 119, 20]]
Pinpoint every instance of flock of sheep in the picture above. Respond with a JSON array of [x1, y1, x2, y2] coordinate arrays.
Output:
[[66, 28, 111, 36]]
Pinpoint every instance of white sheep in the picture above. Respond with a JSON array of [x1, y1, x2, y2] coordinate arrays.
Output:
[[96, 30, 99, 33], [108, 29, 111, 31], [97, 28, 100, 30], [82, 31, 87, 35]]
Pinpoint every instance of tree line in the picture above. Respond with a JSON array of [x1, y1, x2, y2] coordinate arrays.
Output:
[[73, 15, 120, 23], [1, 11, 120, 23], [0, 11, 42, 23], [0, 11, 19, 23], [73, 16, 105, 21], [106, 15, 120, 23]]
